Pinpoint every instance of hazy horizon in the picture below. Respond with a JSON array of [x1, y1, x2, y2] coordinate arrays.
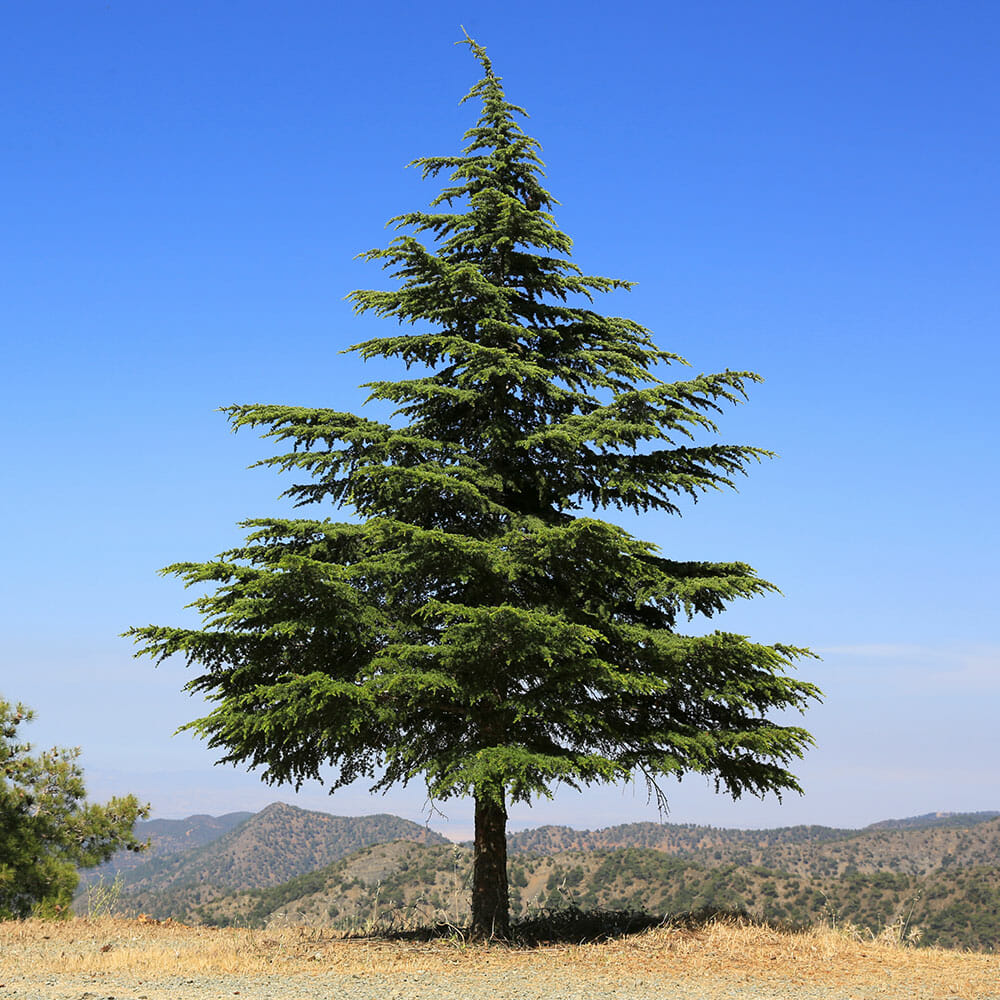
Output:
[[133, 796, 999, 840]]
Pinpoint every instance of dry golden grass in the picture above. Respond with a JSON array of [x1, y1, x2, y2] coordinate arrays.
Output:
[[1, 916, 998, 998]]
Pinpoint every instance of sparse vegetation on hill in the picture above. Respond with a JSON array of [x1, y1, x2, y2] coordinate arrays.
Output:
[[183, 843, 1000, 951], [74, 803, 446, 917], [505, 821, 848, 857], [507, 813, 1000, 877], [76, 806, 1000, 952], [865, 811, 1000, 831], [80, 811, 253, 887]]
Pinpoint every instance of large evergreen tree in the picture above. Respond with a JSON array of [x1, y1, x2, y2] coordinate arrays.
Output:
[[129, 36, 819, 939]]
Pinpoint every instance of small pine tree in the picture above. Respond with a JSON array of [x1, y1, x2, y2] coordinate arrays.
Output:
[[129, 35, 819, 939], [0, 699, 148, 918]]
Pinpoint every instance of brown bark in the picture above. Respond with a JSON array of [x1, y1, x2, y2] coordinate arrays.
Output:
[[470, 790, 510, 939]]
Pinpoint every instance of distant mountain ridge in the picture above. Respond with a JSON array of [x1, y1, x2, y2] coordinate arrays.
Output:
[[80, 806, 1000, 950], [137, 811, 255, 847], [865, 811, 1000, 831], [142, 812, 1000, 952], [504, 813, 1000, 876], [81, 811, 254, 885], [125, 802, 448, 890], [505, 821, 848, 856], [506, 811, 1000, 853], [78, 802, 448, 907]]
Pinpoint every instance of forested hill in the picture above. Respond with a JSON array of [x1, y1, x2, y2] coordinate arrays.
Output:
[[80, 802, 447, 898], [505, 821, 847, 854], [81, 807, 1000, 950], [148, 818, 1000, 951], [136, 811, 255, 846], [81, 810, 254, 885], [865, 811, 1000, 831], [504, 813, 1000, 876]]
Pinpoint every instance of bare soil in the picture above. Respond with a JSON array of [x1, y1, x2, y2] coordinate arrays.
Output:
[[1, 916, 998, 999]]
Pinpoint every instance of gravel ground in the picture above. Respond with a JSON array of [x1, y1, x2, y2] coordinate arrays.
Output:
[[2, 918, 998, 999], [4, 965, 997, 999]]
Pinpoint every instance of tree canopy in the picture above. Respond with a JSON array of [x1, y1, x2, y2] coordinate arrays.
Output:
[[0, 698, 148, 919], [129, 34, 820, 938]]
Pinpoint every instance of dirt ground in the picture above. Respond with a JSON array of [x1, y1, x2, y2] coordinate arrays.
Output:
[[1, 916, 998, 999]]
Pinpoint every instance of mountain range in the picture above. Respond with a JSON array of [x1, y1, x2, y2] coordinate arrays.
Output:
[[78, 803, 447, 912], [78, 804, 1000, 951]]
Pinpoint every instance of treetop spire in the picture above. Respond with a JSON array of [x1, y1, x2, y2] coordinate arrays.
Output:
[[458, 26, 496, 81]]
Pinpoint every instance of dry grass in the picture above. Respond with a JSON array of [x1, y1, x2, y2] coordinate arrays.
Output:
[[1, 915, 998, 998]]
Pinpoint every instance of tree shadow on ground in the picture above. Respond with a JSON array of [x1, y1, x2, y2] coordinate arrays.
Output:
[[358, 905, 786, 947]]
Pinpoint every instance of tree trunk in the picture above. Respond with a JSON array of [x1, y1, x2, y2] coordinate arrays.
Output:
[[470, 790, 510, 939]]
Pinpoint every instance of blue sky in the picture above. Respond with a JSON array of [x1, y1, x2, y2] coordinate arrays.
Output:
[[3, 1, 998, 839]]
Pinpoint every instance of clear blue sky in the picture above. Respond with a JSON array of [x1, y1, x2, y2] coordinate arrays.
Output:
[[3, 1, 998, 839]]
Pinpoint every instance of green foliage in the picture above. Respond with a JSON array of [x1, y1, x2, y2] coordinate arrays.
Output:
[[0, 698, 148, 919], [127, 35, 818, 933], [244, 867, 330, 925]]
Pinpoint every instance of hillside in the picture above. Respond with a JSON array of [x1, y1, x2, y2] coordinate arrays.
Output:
[[506, 813, 1000, 877], [180, 838, 1000, 951], [81, 811, 254, 886], [505, 821, 847, 856], [84, 807, 1000, 950], [77, 802, 448, 915], [866, 811, 1000, 830], [137, 811, 256, 850]]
